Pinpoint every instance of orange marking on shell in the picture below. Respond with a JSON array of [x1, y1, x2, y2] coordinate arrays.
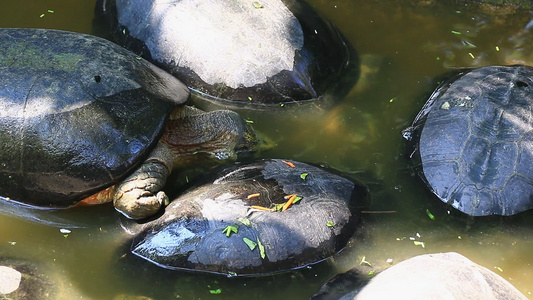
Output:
[[281, 160, 295, 168], [76, 185, 116, 206], [247, 193, 261, 199]]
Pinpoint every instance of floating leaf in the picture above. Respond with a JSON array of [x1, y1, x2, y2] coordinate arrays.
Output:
[[413, 241, 425, 248], [222, 225, 238, 237], [326, 221, 335, 227], [300, 173, 308, 180], [426, 209, 435, 220], [243, 237, 257, 250], [257, 238, 266, 259], [209, 288, 222, 294], [360, 256, 372, 266], [237, 217, 251, 227]]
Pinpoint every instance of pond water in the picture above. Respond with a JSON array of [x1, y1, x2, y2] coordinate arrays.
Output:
[[0, 0, 532, 299]]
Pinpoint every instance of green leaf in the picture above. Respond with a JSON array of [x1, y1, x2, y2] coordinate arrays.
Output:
[[451, 30, 461, 35], [209, 288, 222, 294], [426, 209, 435, 220], [300, 173, 308, 180], [368, 270, 375, 276], [257, 238, 266, 259], [252, 1, 264, 8], [413, 241, 425, 248], [236, 217, 251, 227], [326, 221, 335, 227], [222, 225, 238, 237], [245, 119, 254, 123], [273, 203, 285, 211], [243, 237, 257, 250]]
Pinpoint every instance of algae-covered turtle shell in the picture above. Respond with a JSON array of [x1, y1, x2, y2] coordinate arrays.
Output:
[[131, 159, 367, 276], [97, 0, 359, 108], [403, 65, 533, 216], [0, 28, 187, 208]]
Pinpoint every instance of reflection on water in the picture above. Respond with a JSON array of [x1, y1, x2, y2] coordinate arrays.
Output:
[[0, 0, 531, 299]]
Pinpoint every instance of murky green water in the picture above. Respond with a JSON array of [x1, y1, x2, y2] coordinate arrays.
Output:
[[0, 0, 531, 299]]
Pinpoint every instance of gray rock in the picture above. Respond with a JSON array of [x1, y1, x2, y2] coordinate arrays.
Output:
[[352, 252, 527, 300]]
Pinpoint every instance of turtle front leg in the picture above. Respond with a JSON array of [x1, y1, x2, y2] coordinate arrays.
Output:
[[113, 143, 173, 220]]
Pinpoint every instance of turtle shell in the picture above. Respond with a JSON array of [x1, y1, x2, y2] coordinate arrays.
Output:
[[130, 159, 367, 276], [96, 0, 359, 108], [405, 65, 533, 216], [0, 28, 189, 208]]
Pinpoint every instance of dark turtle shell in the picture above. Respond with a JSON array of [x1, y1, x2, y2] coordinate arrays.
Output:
[[0, 28, 189, 208], [130, 159, 367, 276], [96, 0, 359, 108], [404, 65, 533, 216]]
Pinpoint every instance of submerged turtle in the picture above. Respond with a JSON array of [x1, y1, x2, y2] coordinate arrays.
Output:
[[96, 0, 359, 109], [129, 159, 367, 276], [403, 65, 533, 216], [0, 28, 258, 220]]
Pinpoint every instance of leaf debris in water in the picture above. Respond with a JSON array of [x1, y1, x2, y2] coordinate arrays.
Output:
[[300, 173, 308, 180], [426, 209, 435, 220], [360, 256, 372, 266], [413, 241, 425, 248], [243, 237, 257, 250]]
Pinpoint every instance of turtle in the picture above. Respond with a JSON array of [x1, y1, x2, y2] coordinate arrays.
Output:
[[127, 159, 368, 276], [0, 28, 258, 220], [95, 0, 359, 110], [403, 65, 533, 216]]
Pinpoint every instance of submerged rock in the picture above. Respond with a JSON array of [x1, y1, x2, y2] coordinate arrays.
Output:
[[130, 159, 367, 276]]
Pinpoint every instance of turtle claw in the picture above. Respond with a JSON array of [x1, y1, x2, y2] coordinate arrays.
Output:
[[114, 191, 167, 220], [113, 160, 170, 220]]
